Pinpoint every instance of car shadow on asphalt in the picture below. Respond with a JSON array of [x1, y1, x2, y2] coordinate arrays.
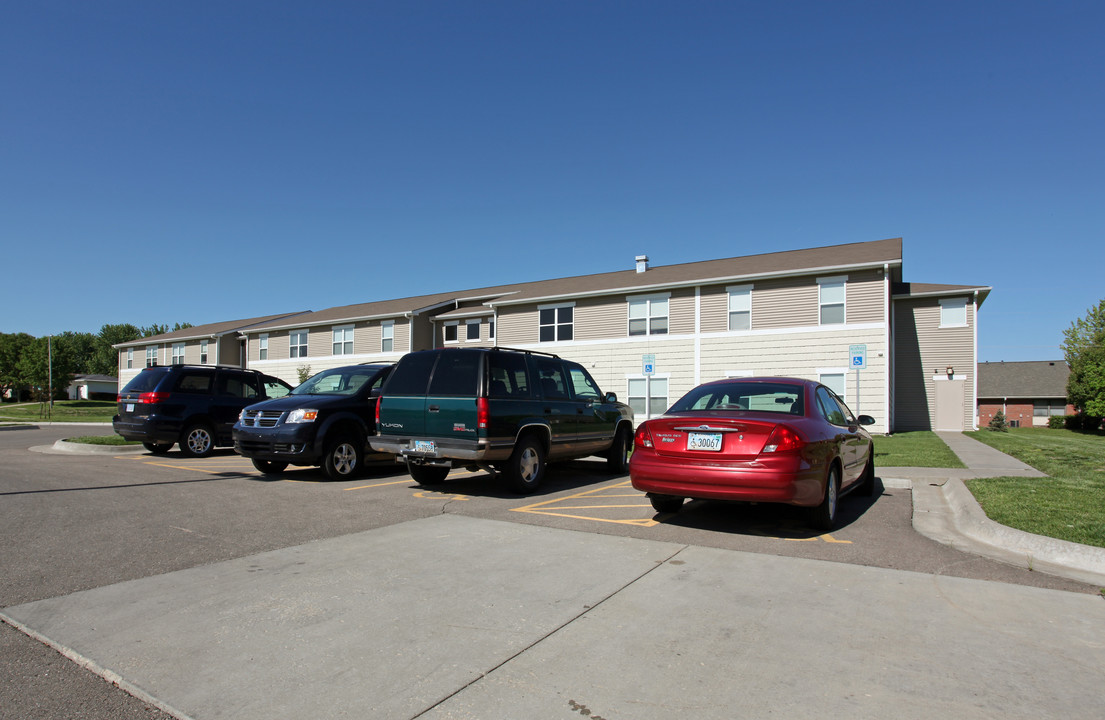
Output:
[[649, 479, 886, 539], [392, 460, 629, 500]]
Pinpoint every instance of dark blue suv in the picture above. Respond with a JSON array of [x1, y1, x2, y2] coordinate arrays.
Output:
[[114, 365, 293, 457]]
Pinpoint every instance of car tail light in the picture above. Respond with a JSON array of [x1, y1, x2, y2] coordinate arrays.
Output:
[[138, 392, 170, 405], [761, 424, 804, 453], [374, 397, 381, 425], [476, 397, 489, 430], [634, 423, 654, 449]]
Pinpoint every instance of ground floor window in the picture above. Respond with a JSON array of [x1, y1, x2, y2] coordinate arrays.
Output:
[[819, 372, 846, 403], [1034, 400, 1067, 416], [628, 376, 669, 419]]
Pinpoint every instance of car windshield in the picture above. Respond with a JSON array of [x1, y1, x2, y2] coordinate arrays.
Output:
[[668, 381, 804, 416], [292, 368, 376, 397]]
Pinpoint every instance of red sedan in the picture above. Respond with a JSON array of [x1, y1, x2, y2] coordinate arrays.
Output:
[[630, 377, 876, 530]]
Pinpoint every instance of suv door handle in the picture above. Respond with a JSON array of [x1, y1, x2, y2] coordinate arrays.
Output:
[[428, 405, 440, 412]]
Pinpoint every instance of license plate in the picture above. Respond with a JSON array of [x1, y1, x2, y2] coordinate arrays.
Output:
[[126, 403, 135, 412], [413, 440, 437, 454], [687, 432, 723, 451]]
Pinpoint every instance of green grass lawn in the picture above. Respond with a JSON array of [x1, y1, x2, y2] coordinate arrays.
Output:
[[873, 431, 966, 468], [0, 400, 116, 423], [67, 435, 141, 445], [964, 428, 1105, 549]]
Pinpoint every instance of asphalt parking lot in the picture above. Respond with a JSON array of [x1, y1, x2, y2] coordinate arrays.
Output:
[[2, 426, 1103, 720]]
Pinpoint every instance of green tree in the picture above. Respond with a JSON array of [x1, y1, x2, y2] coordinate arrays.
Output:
[[15, 336, 75, 405], [53, 331, 99, 375], [1062, 298, 1105, 418], [91, 323, 142, 376], [0, 332, 35, 401]]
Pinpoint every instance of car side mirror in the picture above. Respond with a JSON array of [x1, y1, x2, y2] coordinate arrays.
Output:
[[857, 415, 876, 426], [605, 392, 618, 403]]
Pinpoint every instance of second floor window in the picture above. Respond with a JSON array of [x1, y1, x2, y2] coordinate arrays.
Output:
[[628, 295, 668, 336], [728, 286, 751, 331], [381, 321, 394, 352], [466, 320, 481, 341], [940, 298, 967, 327], [818, 277, 846, 325], [444, 322, 459, 343], [146, 346, 157, 367], [539, 304, 574, 342], [126, 348, 133, 369], [333, 325, 354, 355], [200, 340, 209, 364], [171, 343, 185, 365], [289, 330, 308, 358], [259, 334, 268, 360]]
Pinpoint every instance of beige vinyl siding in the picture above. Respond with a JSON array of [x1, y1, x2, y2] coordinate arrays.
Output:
[[667, 287, 696, 335], [845, 269, 886, 324], [699, 286, 729, 333], [576, 296, 624, 340], [308, 328, 330, 357], [753, 277, 819, 328], [893, 297, 976, 431], [496, 305, 539, 346]]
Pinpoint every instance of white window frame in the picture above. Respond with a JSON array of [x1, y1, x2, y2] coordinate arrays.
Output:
[[818, 369, 848, 404], [627, 293, 670, 337], [627, 374, 670, 420], [171, 343, 185, 365], [146, 346, 157, 367], [289, 330, 308, 359], [940, 297, 968, 328], [466, 319, 481, 342], [381, 321, 394, 353], [818, 275, 847, 326], [727, 285, 752, 331], [538, 302, 574, 343], [200, 339, 209, 365], [443, 321, 460, 344], [126, 348, 133, 369], [258, 334, 268, 361], [332, 325, 354, 355]]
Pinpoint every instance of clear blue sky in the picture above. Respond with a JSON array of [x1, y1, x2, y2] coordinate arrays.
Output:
[[3, 1, 1102, 362]]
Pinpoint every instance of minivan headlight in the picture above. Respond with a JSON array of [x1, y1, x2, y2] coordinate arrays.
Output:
[[286, 408, 319, 424]]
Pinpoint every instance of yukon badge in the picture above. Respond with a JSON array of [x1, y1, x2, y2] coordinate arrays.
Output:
[[381, 422, 403, 429]]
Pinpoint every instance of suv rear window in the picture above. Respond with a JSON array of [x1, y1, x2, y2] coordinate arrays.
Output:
[[120, 369, 166, 394], [385, 351, 439, 396], [175, 372, 214, 394], [428, 350, 481, 396], [488, 352, 532, 398]]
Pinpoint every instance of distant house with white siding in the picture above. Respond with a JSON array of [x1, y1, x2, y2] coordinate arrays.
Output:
[[224, 238, 990, 433]]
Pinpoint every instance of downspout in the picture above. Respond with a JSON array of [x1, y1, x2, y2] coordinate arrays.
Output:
[[694, 286, 701, 386], [972, 290, 980, 430], [405, 312, 413, 353], [884, 263, 892, 433]]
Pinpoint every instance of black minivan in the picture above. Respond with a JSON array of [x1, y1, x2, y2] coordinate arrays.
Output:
[[114, 365, 292, 457], [370, 347, 634, 493]]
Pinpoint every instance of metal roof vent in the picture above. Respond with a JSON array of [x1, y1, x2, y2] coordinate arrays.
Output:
[[635, 255, 649, 273]]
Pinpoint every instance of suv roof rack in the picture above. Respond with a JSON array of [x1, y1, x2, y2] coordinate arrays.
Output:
[[485, 346, 560, 359]]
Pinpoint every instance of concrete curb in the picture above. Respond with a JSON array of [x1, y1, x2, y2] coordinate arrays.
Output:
[[31, 439, 147, 456], [909, 476, 1105, 588]]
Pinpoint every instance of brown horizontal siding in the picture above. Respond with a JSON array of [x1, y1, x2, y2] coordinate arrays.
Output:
[[894, 298, 976, 431], [753, 277, 818, 328], [699, 286, 729, 333], [846, 269, 886, 324]]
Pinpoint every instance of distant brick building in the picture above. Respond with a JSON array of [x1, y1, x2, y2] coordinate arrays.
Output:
[[977, 360, 1073, 428]]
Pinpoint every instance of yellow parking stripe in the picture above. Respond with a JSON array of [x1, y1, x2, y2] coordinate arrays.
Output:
[[513, 480, 660, 527]]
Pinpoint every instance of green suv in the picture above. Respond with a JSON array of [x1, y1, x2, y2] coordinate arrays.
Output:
[[369, 347, 634, 493]]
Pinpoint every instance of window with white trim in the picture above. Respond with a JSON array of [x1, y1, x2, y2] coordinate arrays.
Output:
[[818, 276, 846, 325], [200, 340, 209, 365], [443, 322, 459, 343], [146, 346, 157, 367], [728, 285, 751, 331], [819, 372, 846, 403], [628, 294, 669, 336], [940, 298, 967, 327], [381, 321, 394, 352], [1034, 400, 1066, 417], [466, 319, 481, 342], [126, 348, 133, 369], [489, 317, 495, 341], [171, 343, 185, 365], [627, 376, 669, 419], [289, 330, 308, 358], [332, 325, 354, 355], [539, 304, 573, 342], [258, 334, 268, 360]]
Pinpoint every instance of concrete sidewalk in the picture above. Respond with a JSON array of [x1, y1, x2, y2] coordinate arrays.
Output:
[[881, 431, 1105, 587], [4, 514, 1104, 720]]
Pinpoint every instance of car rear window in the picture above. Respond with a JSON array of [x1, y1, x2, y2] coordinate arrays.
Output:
[[119, 369, 167, 394], [488, 352, 532, 398], [671, 381, 804, 415], [428, 350, 481, 397], [385, 351, 439, 396]]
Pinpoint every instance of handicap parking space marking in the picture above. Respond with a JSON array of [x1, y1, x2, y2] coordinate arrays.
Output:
[[512, 480, 659, 527]]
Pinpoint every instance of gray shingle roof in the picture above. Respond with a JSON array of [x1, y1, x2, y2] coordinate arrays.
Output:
[[977, 361, 1070, 399], [113, 312, 310, 348]]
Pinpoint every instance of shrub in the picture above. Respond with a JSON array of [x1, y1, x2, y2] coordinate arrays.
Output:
[[1064, 413, 1104, 431], [1048, 415, 1066, 429], [987, 410, 1009, 432]]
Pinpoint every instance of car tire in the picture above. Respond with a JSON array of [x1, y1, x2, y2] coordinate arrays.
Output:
[[322, 435, 363, 480], [649, 494, 684, 514], [179, 423, 215, 458], [856, 452, 876, 496], [605, 426, 631, 474], [505, 435, 546, 494], [409, 463, 449, 485], [808, 464, 840, 531], [142, 442, 173, 455], [252, 459, 288, 475]]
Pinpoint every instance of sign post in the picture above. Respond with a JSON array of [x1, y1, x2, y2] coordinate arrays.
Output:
[[849, 344, 867, 413]]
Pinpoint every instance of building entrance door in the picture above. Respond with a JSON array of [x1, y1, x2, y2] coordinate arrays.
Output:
[[935, 378, 965, 431]]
